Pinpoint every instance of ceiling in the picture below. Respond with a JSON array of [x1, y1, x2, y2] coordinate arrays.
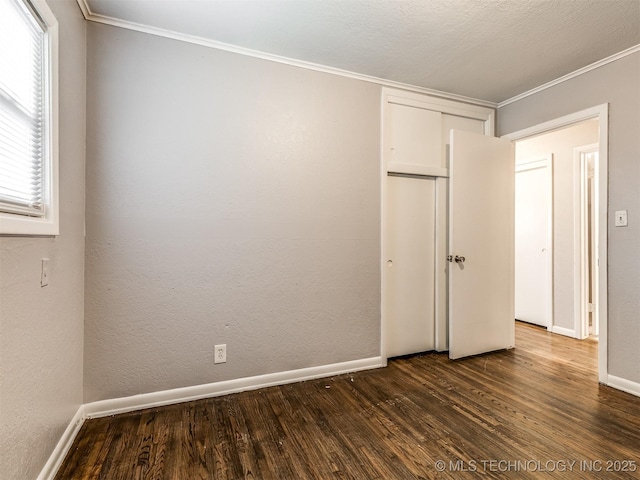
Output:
[[83, 0, 640, 104]]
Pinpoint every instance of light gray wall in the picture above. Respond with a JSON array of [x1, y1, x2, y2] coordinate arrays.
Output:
[[498, 52, 640, 384], [0, 1, 86, 479], [516, 121, 599, 332], [84, 24, 381, 402]]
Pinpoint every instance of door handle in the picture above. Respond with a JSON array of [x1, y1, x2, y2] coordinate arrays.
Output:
[[455, 255, 466, 263]]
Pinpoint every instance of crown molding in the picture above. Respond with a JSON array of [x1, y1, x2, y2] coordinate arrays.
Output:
[[498, 44, 640, 108], [74, 0, 496, 109], [75, 0, 91, 19], [76, 0, 638, 112]]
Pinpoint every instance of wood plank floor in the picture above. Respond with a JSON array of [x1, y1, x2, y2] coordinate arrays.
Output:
[[56, 323, 640, 479]]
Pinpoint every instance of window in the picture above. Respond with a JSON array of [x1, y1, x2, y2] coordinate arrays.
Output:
[[0, 0, 58, 235]]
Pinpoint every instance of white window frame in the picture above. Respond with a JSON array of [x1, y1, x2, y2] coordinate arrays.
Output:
[[0, 0, 59, 235]]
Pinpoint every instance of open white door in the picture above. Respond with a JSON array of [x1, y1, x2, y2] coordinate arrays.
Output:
[[449, 130, 515, 360]]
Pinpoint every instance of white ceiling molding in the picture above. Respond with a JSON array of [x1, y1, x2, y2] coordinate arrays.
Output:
[[75, 0, 496, 109], [75, 0, 638, 110], [499, 44, 640, 108], [75, 0, 91, 19]]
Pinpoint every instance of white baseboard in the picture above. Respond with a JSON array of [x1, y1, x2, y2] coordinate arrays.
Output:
[[550, 325, 576, 338], [37, 405, 85, 480], [606, 374, 640, 397], [84, 356, 383, 419], [34, 356, 640, 480]]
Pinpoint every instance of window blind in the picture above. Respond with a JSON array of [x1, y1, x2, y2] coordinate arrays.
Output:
[[0, 0, 47, 217]]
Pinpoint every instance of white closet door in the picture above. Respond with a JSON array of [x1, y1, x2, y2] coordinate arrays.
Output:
[[515, 157, 552, 328], [381, 88, 495, 360], [384, 174, 436, 357], [387, 103, 442, 169]]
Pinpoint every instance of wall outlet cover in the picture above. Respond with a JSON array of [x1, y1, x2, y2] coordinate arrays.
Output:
[[214, 344, 226, 364]]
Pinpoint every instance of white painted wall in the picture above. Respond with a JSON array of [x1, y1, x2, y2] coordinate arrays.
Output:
[[84, 23, 381, 402], [0, 1, 86, 479], [516, 121, 599, 333], [498, 51, 640, 384]]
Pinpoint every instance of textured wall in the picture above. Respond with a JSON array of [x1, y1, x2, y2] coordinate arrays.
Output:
[[0, 1, 86, 478], [516, 121, 599, 332], [84, 24, 381, 402], [498, 52, 640, 384]]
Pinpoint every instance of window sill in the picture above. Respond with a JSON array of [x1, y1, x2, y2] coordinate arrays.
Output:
[[0, 211, 59, 236]]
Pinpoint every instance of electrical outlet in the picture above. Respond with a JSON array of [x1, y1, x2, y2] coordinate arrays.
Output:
[[214, 344, 226, 364], [41, 258, 49, 287]]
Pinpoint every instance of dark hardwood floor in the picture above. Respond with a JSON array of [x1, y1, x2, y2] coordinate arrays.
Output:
[[56, 323, 640, 479]]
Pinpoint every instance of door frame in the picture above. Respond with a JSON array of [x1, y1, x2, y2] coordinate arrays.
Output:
[[380, 88, 495, 363], [514, 154, 554, 330], [503, 104, 608, 383], [574, 143, 599, 340]]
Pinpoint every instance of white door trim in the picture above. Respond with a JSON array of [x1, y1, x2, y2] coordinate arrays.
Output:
[[434, 176, 448, 351], [574, 143, 599, 340], [515, 154, 554, 330], [503, 104, 609, 384]]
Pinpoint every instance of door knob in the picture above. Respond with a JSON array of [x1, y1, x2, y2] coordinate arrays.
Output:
[[455, 255, 466, 263]]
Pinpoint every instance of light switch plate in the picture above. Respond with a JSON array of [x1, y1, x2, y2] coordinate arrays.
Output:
[[41, 258, 49, 287], [614, 210, 628, 227]]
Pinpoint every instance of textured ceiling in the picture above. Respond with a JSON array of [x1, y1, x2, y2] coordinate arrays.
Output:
[[84, 0, 640, 103]]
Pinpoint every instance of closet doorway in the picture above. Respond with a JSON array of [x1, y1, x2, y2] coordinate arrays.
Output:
[[380, 89, 495, 360]]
